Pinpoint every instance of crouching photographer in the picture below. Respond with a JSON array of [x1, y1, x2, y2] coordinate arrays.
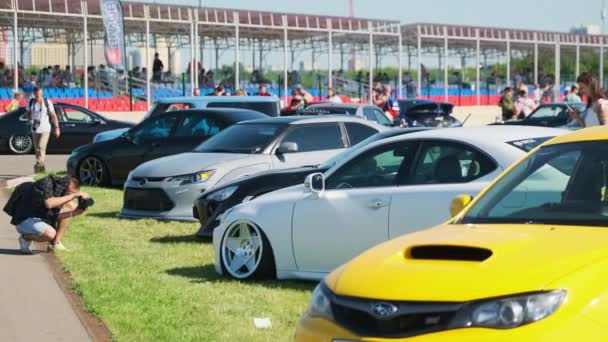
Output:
[[3, 175, 94, 254]]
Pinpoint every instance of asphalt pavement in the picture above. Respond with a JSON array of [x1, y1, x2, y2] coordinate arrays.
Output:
[[0, 155, 68, 184], [0, 190, 91, 341]]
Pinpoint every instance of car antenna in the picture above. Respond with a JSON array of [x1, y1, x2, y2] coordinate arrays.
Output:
[[459, 113, 472, 127]]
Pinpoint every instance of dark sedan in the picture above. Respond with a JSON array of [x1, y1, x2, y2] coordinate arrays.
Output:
[[193, 127, 431, 237], [0, 103, 134, 154], [67, 108, 267, 186], [396, 99, 461, 127], [493, 102, 587, 129]]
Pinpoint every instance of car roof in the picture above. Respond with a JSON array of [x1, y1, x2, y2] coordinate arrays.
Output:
[[150, 108, 267, 122], [307, 103, 364, 109], [157, 96, 279, 104], [382, 125, 568, 146], [237, 115, 383, 126], [544, 126, 608, 146]]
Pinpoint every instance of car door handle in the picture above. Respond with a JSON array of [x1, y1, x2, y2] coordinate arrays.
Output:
[[63, 123, 76, 127], [368, 200, 389, 209]]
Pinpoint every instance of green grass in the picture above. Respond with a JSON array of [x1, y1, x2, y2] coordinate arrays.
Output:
[[56, 186, 315, 341]]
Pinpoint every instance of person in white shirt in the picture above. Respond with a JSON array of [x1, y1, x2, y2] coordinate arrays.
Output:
[[569, 73, 608, 128], [565, 84, 582, 103], [533, 83, 542, 105], [327, 88, 342, 103], [514, 89, 537, 119], [26, 87, 60, 173]]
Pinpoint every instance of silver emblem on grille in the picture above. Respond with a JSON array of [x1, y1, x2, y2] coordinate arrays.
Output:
[[369, 302, 399, 319], [139, 178, 147, 186]]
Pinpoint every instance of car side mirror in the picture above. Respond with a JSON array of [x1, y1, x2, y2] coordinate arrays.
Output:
[[304, 172, 325, 194], [277, 141, 299, 154], [450, 194, 473, 217], [93, 118, 104, 125], [122, 132, 135, 143]]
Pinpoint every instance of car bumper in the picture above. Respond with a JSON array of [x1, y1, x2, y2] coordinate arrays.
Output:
[[119, 178, 208, 221], [294, 314, 608, 342], [193, 197, 228, 237]]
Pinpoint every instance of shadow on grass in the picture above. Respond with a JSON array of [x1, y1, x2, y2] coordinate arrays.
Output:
[[165, 264, 316, 292], [87, 212, 120, 219], [150, 235, 210, 244]]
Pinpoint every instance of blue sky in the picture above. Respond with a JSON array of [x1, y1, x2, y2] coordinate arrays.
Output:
[[139, 0, 605, 32]]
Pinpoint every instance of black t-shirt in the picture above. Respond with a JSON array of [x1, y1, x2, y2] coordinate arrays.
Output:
[[9, 176, 70, 227]]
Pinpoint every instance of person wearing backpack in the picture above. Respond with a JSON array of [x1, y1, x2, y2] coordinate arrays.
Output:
[[26, 87, 60, 173]]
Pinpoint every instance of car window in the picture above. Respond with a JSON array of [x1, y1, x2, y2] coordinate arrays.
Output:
[[195, 123, 285, 154], [132, 115, 178, 140], [344, 123, 379, 145], [62, 107, 94, 123], [363, 107, 392, 126], [174, 113, 224, 137], [529, 106, 565, 120], [281, 124, 344, 152], [411, 141, 496, 185], [326, 141, 419, 190]]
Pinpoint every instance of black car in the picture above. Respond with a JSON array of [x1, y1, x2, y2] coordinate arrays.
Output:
[[0, 103, 134, 154], [297, 103, 394, 127], [67, 108, 267, 186], [396, 99, 461, 127], [193, 127, 431, 237], [492, 102, 587, 129]]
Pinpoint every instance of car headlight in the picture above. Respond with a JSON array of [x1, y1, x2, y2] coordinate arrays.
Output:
[[168, 170, 215, 185], [450, 290, 566, 329], [207, 185, 238, 202], [308, 283, 333, 320]]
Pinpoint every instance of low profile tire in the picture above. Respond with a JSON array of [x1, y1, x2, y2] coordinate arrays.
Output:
[[220, 220, 276, 280], [78, 156, 109, 187], [8, 134, 33, 154]]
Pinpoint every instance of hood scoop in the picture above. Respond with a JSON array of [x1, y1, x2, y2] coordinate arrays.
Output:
[[407, 245, 492, 262]]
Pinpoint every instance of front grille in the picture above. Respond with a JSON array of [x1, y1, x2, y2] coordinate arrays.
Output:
[[331, 298, 460, 338], [131, 176, 166, 183], [124, 188, 174, 212]]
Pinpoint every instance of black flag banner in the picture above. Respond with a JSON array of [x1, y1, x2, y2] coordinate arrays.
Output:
[[100, 0, 126, 69]]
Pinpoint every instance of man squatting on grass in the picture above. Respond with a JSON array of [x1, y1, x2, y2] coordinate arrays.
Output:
[[3, 175, 89, 253]]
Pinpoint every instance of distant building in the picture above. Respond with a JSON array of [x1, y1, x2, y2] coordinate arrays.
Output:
[[570, 24, 601, 35]]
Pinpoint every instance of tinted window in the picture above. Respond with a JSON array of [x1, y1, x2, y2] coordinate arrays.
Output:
[[62, 107, 94, 123], [305, 106, 358, 115], [529, 106, 568, 120], [174, 113, 225, 138], [345, 123, 379, 145], [281, 124, 344, 152], [363, 108, 392, 126], [131, 115, 178, 140], [411, 141, 496, 184], [207, 102, 278, 117], [195, 124, 285, 154], [326, 141, 419, 189]]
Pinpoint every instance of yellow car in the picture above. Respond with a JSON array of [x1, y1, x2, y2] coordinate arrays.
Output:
[[295, 126, 608, 341]]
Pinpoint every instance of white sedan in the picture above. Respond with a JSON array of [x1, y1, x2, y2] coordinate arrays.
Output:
[[213, 126, 567, 281]]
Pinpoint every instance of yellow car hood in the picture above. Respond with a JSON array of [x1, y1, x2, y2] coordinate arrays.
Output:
[[328, 224, 608, 302]]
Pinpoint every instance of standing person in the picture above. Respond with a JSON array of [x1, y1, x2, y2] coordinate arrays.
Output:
[[7, 90, 23, 112], [499, 87, 515, 121], [514, 89, 537, 119], [23, 74, 37, 99], [26, 87, 60, 173], [296, 86, 314, 104], [327, 88, 342, 103], [3, 175, 90, 253], [533, 83, 542, 105], [565, 84, 582, 103], [192, 88, 201, 96], [152, 53, 164, 82], [257, 85, 272, 96], [569, 72, 608, 128]]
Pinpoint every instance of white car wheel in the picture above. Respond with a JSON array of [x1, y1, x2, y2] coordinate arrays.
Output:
[[220, 220, 274, 280], [9, 134, 33, 154]]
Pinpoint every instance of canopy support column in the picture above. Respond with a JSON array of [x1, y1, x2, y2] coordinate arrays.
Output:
[[476, 29, 481, 105], [234, 11, 240, 91], [145, 5, 151, 107], [82, 0, 88, 108], [327, 19, 333, 89], [13, 0, 18, 91], [282, 15, 288, 104], [398, 30, 403, 99], [368, 22, 373, 104], [443, 26, 448, 102]]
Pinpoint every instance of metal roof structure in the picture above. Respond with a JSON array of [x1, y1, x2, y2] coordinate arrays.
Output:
[[0, 0, 605, 106]]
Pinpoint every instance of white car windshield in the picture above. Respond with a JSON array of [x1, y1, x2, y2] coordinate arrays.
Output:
[[461, 141, 608, 227], [195, 123, 286, 154]]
